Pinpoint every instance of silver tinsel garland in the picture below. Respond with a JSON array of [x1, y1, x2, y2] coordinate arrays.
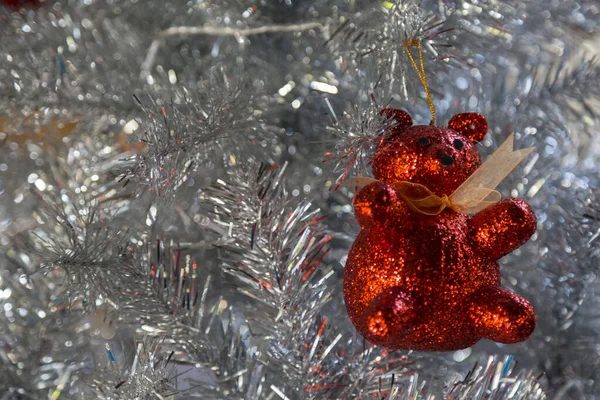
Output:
[[0, 0, 599, 398]]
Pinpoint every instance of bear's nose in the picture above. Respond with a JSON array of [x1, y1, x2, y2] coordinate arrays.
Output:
[[440, 154, 454, 167]]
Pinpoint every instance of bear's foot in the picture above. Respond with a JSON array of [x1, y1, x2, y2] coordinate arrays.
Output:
[[363, 287, 417, 344], [468, 286, 535, 344]]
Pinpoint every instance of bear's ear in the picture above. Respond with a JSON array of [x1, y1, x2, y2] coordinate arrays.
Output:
[[448, 113, 488, 143], [380, 108, 412, 137]]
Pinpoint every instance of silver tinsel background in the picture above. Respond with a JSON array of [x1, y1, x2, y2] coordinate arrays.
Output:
[[0, 0, 599, 398]]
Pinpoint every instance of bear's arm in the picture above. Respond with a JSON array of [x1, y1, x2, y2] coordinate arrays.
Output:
[[468, 198, 536, 261], [353, 181, 413, 231]]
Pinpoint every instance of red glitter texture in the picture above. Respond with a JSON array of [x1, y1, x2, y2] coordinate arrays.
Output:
[[343, 111, 537, 351]]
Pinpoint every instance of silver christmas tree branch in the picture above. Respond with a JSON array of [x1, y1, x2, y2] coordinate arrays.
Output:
[[158, 22, 326, 38], [28, 195, 135, 311], [443, 355, 545, 399], [324, 100, 400, 189], [200, 162, 346, 395], [0, 252, 90, 398], [26, 192, 228, 367], [328, 0, 445, 57], [198, 161, 425, 398], [85, 336, 180, 399], [326, 0, 451, 97], [122, 78, 265, 198], [141, 21, 326, 80], [201, 162, 333, 325]]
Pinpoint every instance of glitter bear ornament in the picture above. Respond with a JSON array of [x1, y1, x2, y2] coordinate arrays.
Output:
[[343, 109, 537, 352]]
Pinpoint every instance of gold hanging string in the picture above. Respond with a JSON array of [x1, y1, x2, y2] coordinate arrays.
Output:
[[403, 39, 435, 125]]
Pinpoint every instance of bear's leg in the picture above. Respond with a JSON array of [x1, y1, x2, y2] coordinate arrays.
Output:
[[467, 286, 535, 343], [362, 287, 418, 343]]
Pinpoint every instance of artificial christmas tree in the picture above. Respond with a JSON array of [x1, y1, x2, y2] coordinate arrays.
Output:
[[0, 0, 599, 398]]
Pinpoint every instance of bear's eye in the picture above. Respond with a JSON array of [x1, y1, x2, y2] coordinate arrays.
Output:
[[453, 139, 464, 150], [418, 137, 431, 147]]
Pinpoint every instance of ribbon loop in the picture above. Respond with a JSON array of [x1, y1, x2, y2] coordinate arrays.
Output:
[[448, 133, 534, 210], [392, 182, 449, 215]]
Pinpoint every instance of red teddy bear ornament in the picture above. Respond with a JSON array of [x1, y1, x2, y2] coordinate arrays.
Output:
[[343, 109, 537, 352]]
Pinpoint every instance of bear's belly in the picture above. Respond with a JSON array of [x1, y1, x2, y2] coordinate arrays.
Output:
[[405, 220, 499, 304], [343, 217, 500, 350]]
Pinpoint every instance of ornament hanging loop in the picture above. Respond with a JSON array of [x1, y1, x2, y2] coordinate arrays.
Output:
[[403, 40, 435, 126]]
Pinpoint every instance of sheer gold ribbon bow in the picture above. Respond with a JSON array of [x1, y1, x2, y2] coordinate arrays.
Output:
[[348, 134, 535, 216]]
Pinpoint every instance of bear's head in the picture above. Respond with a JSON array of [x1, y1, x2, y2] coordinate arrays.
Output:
[[372, 109, 489, 196]]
